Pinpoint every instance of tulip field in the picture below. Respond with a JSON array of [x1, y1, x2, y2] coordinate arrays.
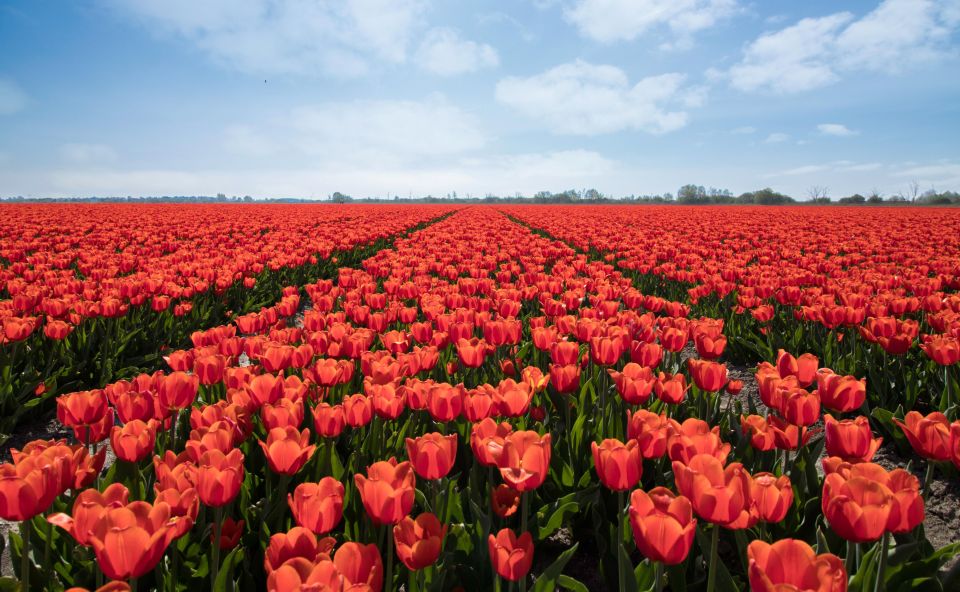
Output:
[[1, 204, 960, 592]]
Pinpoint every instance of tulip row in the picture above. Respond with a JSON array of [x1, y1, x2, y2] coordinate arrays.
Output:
[[0, 205, 454, 435], [1, 205, 958, 592], [505, 206, 960, 428]]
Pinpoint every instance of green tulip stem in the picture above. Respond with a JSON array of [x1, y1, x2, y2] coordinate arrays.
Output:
[[706, 524, 720, 592], [43, 518, 52, 580], [20, 520, 30, 592], [520, 492, 529, 592], [617, 490, 627, 592], [923, 461, 936, 496], [211, 506, 223, 590], [654, 560, 664, 592], [386, 525, 395, 592], [875, 532, 890, 592]]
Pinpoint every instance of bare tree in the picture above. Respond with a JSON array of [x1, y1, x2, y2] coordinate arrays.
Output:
[[807, 185, 829, 201], [907, 179, 920, 203]]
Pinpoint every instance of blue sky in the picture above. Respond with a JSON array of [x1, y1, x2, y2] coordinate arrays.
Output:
[[1, 0, 958, 199]]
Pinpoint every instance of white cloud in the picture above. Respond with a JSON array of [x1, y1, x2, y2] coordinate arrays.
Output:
[[0, 150, 617, 199], [765, 161, 890, 178], [837, 162, 882, 172], [59, 143, 118, 164], [563, 0, 738, 45], [725, 0, 960, 94], [779, 165, 829, 176], [495, 60, 698, 135], [893, 162, 960, 186], [764, 132, 789, 143], [728, 13, 853, 93], [0, 78, 27, 115], [415, 28, 498, 76], [818, 123, 858, 136], [730, 126, 756, 134], [104, 0, 426, 76], [289, 95, 487, 165]]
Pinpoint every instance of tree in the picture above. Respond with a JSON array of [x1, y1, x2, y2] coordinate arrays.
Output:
[[737, 188, 794, 205], [907, 179, 921, 203], [677, 184, 707, 204], [807, 186, 829, 202], [838, 194, 866, 204], [331, 192, 352, 203]]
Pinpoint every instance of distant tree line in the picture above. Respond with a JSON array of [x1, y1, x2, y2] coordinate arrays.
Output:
[[3, 186, 958, 205]]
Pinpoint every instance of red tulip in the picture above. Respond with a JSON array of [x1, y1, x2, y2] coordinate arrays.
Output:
[[343, 394, 373, 428], [920, 335, 960, 365], [470, 418, 513, 467], [751, 473, 793, 523], [609, 363, 656, 405], [213, 517, 244, 550], [747, 539, 846, 592], [591, 438, 642, 491], [354, 458, 416, 525], [626, 409, 670, 459], [824, 414, 881, 463], [110, 419, 158, 463], [494, 379, 533, 418], [775, 350, 818, 387], [589, 335, 623, 365], [87, 501, 177, 580], [266, 557, 340, 592], [288, 478, 344, 535], [393, 512, 447, 571], [654, 372, 687, 405], [312, 403, 345, 438], [666, 418, 731, 464], [456, 337, 489, 368], [259, 426, 316, 476], [817, 369, 866, 413], [334, 541, 384, 592], [628, 487, 696, 565], [687, 358, 728, 392], [158, 372, 199, 411], [0, 456, 58, 521], [47, 483, 130, 546], [426, 382, 464, 422], [488, 528, 534, 582], [548, 363, 580, 393], [740, 415, 778, 452], [822, 462, 893, 542], [463, 387, 496, 422], [491, 484, 521, 518], [673, 454, 753, 528], [895, 411, 952, 461], [405, 432, 458, 480], [776, 385, 820, 427], [950, 422, 960, 470], [498, 431, 551, 492], [261, 398, 305, 431], [264, 527, 332, 574], [197, 449, 244, 507]]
